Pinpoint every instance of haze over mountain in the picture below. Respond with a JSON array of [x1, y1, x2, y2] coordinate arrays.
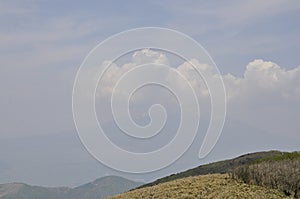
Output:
[[0, 176, 143, 199], [1, 151, 298, 199]]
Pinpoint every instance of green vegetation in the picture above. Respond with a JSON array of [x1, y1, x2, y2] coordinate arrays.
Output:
[[108, 174, 292, 199], [251, 151, 300, 164]]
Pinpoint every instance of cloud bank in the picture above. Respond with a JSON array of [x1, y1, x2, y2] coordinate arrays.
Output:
[[95, 49, 300, 141]]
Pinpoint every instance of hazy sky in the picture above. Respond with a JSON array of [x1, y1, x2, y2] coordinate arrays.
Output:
[[0, 0, 300, 187]]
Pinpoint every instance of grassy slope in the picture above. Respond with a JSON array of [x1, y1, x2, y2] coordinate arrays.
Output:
[[138, 150, 283, 189], [108, 174, 292, 199]]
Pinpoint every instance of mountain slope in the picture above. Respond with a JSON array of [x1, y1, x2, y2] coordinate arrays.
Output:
[[0, 183, 70, 199], [0, 176, 142, 199], [70, 176, 143, 199], [138, 150, 286, 189], [108, 174, 291, 199]]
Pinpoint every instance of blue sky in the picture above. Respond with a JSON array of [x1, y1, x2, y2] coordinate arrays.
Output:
[[0, 0, 300, 187]]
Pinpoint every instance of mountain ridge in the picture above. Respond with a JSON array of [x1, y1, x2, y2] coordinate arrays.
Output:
[[136, 150, 294, 189], [110, 150, 300, 199], [0, 176, 143, 199]]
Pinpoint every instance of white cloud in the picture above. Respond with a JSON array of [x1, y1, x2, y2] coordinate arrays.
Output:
[[95, 49, 300, 140], [221, 59, 300, 139], [132, 49, 169, 65], [97, 49, 300, 103], [97, 49, 170, 98], [224, 59, 300, 101]]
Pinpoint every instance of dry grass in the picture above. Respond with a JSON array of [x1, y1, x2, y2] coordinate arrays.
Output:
[[107, 174, 292, 199]]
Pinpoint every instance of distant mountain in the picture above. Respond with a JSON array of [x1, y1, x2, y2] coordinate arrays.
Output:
[[0, 183, 70, 199], [137, 150, 289, 189], [0, 176, 143, 199], [69, 176, 143, 199]]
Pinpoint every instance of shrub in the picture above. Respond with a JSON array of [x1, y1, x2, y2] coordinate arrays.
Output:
[[232, 157, 300, 198]]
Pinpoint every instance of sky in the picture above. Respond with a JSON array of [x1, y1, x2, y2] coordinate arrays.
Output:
[[0, 0, 300, 187]]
